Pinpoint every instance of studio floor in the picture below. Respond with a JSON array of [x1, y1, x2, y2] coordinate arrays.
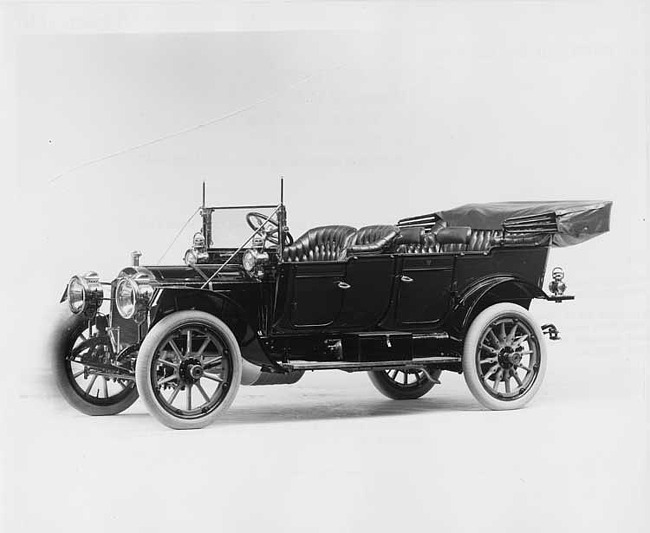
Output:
[[2, 333, 646, 533]]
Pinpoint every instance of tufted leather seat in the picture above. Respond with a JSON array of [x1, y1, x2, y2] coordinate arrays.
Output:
[[345, 225, 400, 255], [441, 229, 503, 252], [396, 220, 502, 254], [396, 221, 445, 254], [396, 231, 442, 254], [282, 225, 356, 262]]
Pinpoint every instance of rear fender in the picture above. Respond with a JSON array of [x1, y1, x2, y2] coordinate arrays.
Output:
[[149, 288, 277, 370], [448, 275, 547, 336]]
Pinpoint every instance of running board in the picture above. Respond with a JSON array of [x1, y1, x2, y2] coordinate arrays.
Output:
[[278, 356, 461, 373], [413, 332, 449, 340]]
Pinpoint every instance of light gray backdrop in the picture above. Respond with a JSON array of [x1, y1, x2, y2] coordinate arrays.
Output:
[[1, 2, 647, 532]]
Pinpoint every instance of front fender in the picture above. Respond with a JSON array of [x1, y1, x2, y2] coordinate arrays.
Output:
[[447, 275, 548, 336], [149, 287, 278, 369]]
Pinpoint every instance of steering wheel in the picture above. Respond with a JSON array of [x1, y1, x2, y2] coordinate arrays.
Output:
[[246, 212, 294, 246]]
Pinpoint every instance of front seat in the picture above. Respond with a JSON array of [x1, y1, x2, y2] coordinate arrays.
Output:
[[344, 225, 400, 256], [282, 225, 357, 262]]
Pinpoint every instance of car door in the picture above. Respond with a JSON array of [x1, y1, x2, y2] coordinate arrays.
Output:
[[391, 255, 455, 326], [280, 261, 347, 328], [336, 255, 396, 329]]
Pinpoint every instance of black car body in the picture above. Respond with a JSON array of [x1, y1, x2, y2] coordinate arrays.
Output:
[[55, 184, 612, 429]]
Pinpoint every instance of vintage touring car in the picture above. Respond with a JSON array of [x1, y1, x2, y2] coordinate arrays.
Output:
[[54, 183, 612, 429]]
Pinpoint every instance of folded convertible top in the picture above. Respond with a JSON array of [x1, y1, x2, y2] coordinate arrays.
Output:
[[398, 200, 612, 248]]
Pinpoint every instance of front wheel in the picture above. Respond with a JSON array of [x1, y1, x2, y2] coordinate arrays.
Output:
[[52, 313, 138, 416], [462, 303, 547, 410], [135, 311, 242, 430]]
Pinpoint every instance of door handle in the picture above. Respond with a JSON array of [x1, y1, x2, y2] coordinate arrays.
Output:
[[401, 275, 414, 283], [337, 281, 351, 290]]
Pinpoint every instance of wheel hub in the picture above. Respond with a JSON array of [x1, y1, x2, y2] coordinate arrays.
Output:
[[179, 358, 204, 384], [497, 346, 522, 369]]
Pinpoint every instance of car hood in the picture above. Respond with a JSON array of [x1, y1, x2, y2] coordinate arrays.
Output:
[[116, 264, 247, 287]]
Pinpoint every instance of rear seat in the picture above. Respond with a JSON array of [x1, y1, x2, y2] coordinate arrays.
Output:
[[396, 221, 502, 254], [282, 223, 502, 261], [441, 229, 503, 253]]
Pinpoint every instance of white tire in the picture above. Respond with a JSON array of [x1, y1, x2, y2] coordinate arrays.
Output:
[[463, 303, 546, 410], [135, 311, 242, 430]]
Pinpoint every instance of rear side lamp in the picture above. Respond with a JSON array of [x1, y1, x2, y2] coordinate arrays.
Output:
[[548, 267, 567, 296]]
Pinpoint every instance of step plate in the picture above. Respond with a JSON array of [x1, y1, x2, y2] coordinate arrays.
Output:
[[279, 356, 461, 373]]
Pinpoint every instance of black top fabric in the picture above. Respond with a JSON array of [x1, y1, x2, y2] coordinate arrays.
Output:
[[399, 201, 612, 248]]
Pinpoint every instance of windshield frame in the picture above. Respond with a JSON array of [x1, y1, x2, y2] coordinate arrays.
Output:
[[192, 181, 287, 288]]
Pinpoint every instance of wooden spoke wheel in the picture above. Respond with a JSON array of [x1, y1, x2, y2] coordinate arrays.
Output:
[[53, 314, 138, 416], [368, 367, 441, 400], [135, 311, 241, 430], [463, 303, 546, 410]]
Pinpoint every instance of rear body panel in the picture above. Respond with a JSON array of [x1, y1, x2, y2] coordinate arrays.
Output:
[[268, 244, 549, 342]]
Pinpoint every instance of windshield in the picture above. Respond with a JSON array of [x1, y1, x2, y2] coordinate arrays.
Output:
[[155, 202, 283, 266], [205, 206, 279, 248]]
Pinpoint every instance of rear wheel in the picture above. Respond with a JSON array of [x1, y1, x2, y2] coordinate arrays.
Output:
[[52, 313, 138, 416], [135, 311, 242, 430], [463, 303, 546, 410], [368, 368, 440, 400]]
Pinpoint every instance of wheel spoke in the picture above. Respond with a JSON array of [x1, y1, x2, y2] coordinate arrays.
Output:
[[159, 358, 179, 368], [195, 382, 211, 403], [506, 323, 519, 344], [516, 350, 533, 356], [402, 371, 408, 385], [185, 329, 192, 356], [203, 356, 222, 369], [168, 383, 182, 405], [72, 340, 93, 358], [73, 368, 85, 379], [168, 339, 184, 361], [516, 363, 531, 373], [512, 335, 529, 348], [85, 374, 98, 395], [504, 371, 511, 393], [480, 356, 498, 364], [511, 369, 523, 386], [196, 338, 211, 360], [492, 369, 503, 391], [499, 322, 506, 342], [488, 330, 500, 346], [186, 384, 192, 410], [480, 344, 499, 355], [483, 364, 500, 380], [103, 377, 109, 398], [203, 372, 224, 383], [157, 374, 178, 387]]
